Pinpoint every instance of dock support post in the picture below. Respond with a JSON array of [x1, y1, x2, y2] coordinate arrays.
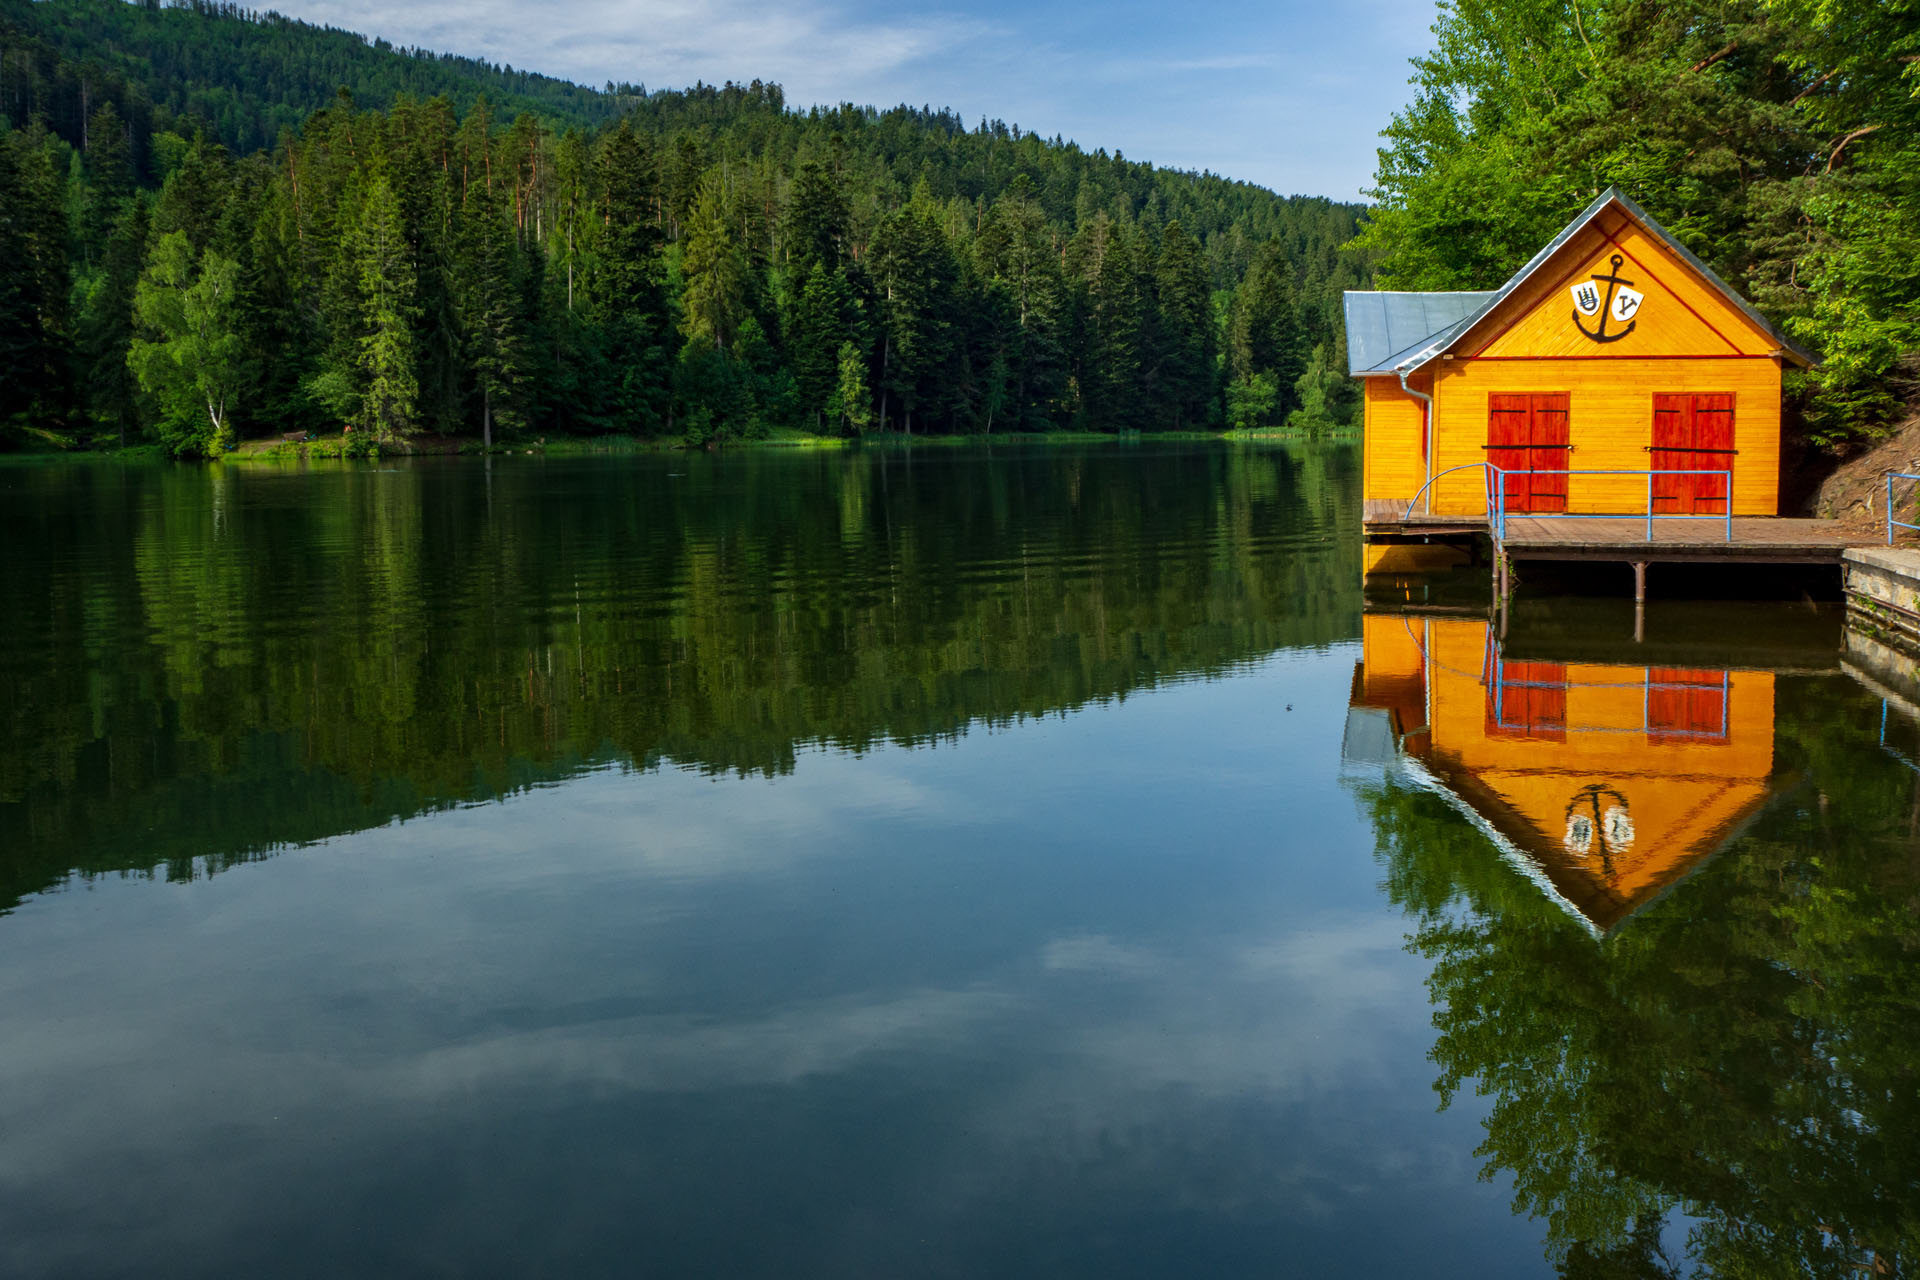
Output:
[[1632, 561, 1647, 643]]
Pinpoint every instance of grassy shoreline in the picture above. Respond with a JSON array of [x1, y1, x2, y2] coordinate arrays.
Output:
[[2, 423, 1357, 464]]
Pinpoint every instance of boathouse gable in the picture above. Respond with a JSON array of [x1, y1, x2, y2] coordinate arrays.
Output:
[[1346, 189, 1813, 524]]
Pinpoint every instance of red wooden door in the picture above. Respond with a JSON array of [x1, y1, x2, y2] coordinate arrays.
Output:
[[1647, 667, 1729, 742], [1487, 394, 1570, 513], [1652, 394, 1735, 514]]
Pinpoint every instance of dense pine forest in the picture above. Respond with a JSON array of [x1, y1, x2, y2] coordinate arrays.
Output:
[[1358, 0, 1918, 447], [0, 0, 1369, 454]]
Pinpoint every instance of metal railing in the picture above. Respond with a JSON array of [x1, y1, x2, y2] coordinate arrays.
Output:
[[1398, 465, 1735, 543], [1887, 473, 1920, 545], [1486, 466, 1733, 543], [1401, 461, 1494, 523]]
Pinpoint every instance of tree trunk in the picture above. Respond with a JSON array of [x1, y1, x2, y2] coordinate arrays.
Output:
[[483, 386, 493, 449]]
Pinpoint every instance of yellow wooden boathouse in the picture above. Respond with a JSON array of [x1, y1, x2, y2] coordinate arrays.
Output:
[[1345, 189, 1816, 575]]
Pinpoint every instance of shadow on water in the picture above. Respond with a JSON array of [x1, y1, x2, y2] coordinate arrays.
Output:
[[1345, 595, 1920, 1276]]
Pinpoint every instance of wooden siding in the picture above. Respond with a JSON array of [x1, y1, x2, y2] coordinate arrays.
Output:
[[1362, 376, 1428, 514], [1468, 217, 1778, 361], [1426, 358, 1781, 516], [1359, 205, 1788, 518]]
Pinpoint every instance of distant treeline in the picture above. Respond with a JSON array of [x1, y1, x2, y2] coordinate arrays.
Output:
[[0, 0, 1370, 454], [1360, 0, 1919, 446]]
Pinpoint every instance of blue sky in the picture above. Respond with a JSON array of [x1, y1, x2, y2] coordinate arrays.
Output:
[[265, 0, 1439, 200]]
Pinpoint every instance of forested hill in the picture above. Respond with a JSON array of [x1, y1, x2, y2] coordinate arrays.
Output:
[[2, 0, 628, 152], [0, 0, 1370, 454]]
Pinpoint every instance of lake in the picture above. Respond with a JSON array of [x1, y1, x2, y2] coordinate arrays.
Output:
[[1, 443, 1914, 1277]]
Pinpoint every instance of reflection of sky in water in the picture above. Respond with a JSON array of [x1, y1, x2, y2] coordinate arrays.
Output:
[[0, 651, 1545, 1277]]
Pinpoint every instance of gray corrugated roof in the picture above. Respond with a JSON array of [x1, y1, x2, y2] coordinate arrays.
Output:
[[1343, 187, 1818, 376], [1343, 291, 1498, 375]]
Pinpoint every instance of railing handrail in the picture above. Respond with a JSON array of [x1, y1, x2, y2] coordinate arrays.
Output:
[[1406, 464, 1737, 542], [1887, 472, 1920, 545], [1402, 461, 1494, 523], [1482, 463, 1733, 543]]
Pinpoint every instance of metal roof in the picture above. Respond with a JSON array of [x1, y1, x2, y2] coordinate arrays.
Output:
[[1343, 291, 1497, 375], [1343, 187, 1818, 376]]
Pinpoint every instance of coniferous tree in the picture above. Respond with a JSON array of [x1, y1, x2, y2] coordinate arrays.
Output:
[[77, 198, 150, 442], [1227, 240, 1307, 428], [592, 119, 669, 431], [830, 339, 873, 435], [1078, 214, 1148, 430], [1, 2, 1380, 446], [151, 134, 234, 256], [871, 190, 955, 433], [0, 125, 75, 430], [976, 175, 1066, 431], [787, 261, 854, 428], [1156, 220, 1215, 431], [679, 171, 750, 354], [81, 101, 134, 252], [785, 158, 847, 275], [457, 181, 526, 445], [349, 162, 420, 440]]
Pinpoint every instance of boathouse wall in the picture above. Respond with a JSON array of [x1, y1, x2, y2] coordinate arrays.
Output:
[[1352, 191, 1806, 525], [1421, 356, 1783, 517], [1362, 377, 1428, 510]]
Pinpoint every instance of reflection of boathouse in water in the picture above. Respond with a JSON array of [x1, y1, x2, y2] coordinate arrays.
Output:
[[1346, 613, 1778, 934]]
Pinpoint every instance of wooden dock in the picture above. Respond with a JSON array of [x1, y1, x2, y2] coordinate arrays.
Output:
[[1364, 503, 1864, 605], [1366, 505, 1853, 561], [1501, 516, 1854, 565]]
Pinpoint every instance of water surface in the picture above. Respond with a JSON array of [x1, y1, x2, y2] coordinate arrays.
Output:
[[0, 445, 1914, 1277]]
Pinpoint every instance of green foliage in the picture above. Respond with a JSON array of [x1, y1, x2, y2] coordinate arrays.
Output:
[[0, 0, 1370, 447], [1361, 0, 1920, 443], [0, 123, 74, 434], [1228, 240, 1308, 427], [679, 173, 752, 353], [1225, 373, 1280, 431], [347, 163, 420, 440], [127, 231, 246, 456], [1349, 670, 1920, 1274], [831, 340, 874, 434]]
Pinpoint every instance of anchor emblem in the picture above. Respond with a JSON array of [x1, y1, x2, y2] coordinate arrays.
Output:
[[1569, 254, 1644, 343]]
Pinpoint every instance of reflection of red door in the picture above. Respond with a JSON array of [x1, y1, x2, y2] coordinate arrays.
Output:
[[1652, 394, 1734, 514], [1647, 667, 1729, 742], [1488, 394, 1571, 513], [1485, 660, 1568, 741]]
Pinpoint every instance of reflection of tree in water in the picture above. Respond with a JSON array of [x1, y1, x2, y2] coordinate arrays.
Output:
[[1353, 675, 1920, 1277], [0, 445, 1359, 908]]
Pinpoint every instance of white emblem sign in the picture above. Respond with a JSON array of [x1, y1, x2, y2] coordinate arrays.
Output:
[[1610, 286, 1645, 324], [1570, 281, 1602, 317]]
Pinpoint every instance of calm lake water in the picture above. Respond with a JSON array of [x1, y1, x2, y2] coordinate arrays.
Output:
[[1, 443, 1915, 1278]]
